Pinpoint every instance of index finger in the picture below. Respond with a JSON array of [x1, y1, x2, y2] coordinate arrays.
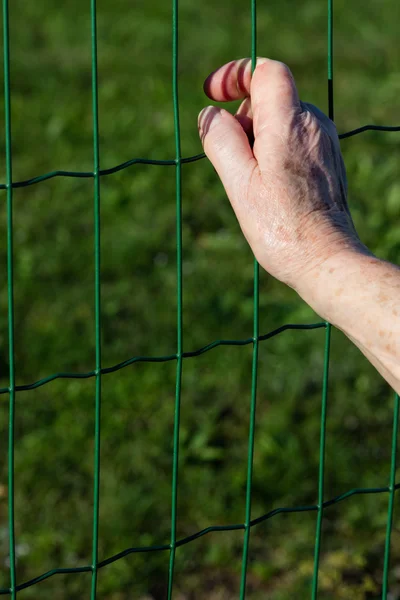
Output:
[[204, 58, 302, 134], [203, 58, 253, 101]]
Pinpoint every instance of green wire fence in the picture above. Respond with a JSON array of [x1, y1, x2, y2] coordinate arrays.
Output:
[[1, 0, 400, 597]]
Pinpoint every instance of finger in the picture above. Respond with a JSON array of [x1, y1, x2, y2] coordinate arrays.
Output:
[[250, 59, 302, 138], [204, 57, 301, 117], [198, 105, 257, 205], [302, 101, 347, 192], [235, 97, 253, 143], [204, 58, 251, 101], [301, 102, 338, 144], [204, 57, 269, 102], [301, 102, 352, 223]]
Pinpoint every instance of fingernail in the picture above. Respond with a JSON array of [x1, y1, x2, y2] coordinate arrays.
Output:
[[198, 106, 222, 140]]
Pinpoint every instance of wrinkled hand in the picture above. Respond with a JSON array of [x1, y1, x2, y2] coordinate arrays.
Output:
[[198, 58, 366, 290]]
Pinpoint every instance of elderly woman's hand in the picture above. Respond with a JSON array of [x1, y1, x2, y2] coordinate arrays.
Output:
[[198, 57, 400, 395], [198, 58, 367, 291]]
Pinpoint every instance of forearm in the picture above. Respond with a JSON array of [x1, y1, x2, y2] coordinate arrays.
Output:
[[199, 56, 400, 392], [297, 251, 400, 394]]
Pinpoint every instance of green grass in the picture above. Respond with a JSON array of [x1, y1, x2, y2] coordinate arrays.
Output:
[[0, 0, 400, 598]]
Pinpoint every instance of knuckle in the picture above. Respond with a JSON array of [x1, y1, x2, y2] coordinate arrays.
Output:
[[257, 58, 293, 81], [275, 60, 293, 78], [270, 61, 294, 87]]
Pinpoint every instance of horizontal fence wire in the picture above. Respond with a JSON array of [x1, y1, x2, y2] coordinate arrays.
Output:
[[1, 483, 400, 595], [0, 324, 326, 395], [1, 0, 400, 596], [0, 125, 399, 191]]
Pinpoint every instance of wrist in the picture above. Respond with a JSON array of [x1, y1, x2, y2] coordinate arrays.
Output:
[[294, 246, 377, 324]]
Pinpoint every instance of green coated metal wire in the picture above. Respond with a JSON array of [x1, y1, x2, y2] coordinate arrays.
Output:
[[0, 483, 399, 594], [0, 323, 325, 395], [90, 0, 102, 598], [0, 126, 398, 192], [239, 3, 258, 597], [311, 325, 331, 599], [382, 392, 400, 597], [2, 0, 16, 597], [0, 0, 399, 596], [327, 0, 334, 122], [311, 2, 334, 596], [167, 0, 183, 596]]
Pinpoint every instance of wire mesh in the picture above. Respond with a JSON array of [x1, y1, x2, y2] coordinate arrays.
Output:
[[1, 0, 400, 597]]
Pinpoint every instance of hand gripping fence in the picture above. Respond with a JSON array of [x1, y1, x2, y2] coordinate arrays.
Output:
[[1, 0, 400, 598]]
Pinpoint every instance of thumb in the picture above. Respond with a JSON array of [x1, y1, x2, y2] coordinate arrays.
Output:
[[198, 106, 257, 203]]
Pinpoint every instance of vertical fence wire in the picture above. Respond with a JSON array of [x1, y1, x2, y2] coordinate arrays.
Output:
[[90, 0, 102, 597], [2, 0, 16, 597], [327, 0, 334, 122], [382, 392, 400, 597], [0, 0, 398, 597], [239, 2, 258, 597], [167, 0, 183, 595], [311, 325, 331, 599], [311, 0, 334, 596]]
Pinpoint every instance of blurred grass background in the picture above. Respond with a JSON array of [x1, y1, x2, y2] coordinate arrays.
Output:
[[0, 0, 400, 598]]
